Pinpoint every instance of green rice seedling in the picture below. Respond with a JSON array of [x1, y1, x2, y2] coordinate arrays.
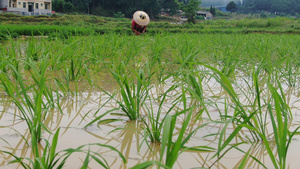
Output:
[[232, 143, 270, 169], [203, 64, 259, 133], [134, 89, 215, 168], [264, 81, 299, 169], [63, 38, 93, 82], [234, 68, 269, 140], [0, 62, 16, 97], [2, 128, 127, 169], [209, 66, 297, 168], [185, 73, 210, 120], [279, 57, 298, 87], [219, 45, 239, 79], [0, 57, 55, 167], [141, 85, 179, 143], [203, 65, 266, 161], [4, 56, 52, 143], [175, 35, 199, 69], [239, 78, 300, 169], [100, 63, 151, 121], [148, 33, 167, 67], [26, 37, 40, 61], [5, 38, 21, 78], [0, 46, 8, 73]]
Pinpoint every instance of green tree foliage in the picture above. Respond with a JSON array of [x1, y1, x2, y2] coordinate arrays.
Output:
[[52, 0, 64, 12], [270, 0, 290, 14], [162, 0, 179, 15], [177, 0, 201, 23], [51, 0, 179, 18], [241, 0, 299, 14], [210, 5, 216, 16], [226, 1, 237, 13], [52, 0, 75, 13]]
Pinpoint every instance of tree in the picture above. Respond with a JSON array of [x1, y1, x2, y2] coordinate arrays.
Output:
[[270, 0, 290, 14], [226, 1, 237, 13], [210, 5, 216, 16], [63, 1, 75, 13], [162, 0, 178, 15], [52, 0, 65, 12], [177, 0, 201, 24], [253, 0, 272, 11]]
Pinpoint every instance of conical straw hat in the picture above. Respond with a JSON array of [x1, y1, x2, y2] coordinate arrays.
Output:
[[133, 11, 150, 26]]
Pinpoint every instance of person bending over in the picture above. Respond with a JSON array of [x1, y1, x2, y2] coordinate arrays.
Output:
[[131, 11, 150, 35]]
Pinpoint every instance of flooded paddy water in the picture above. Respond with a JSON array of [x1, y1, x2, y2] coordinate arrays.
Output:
[[1, 77, 300, 169], [1, 34, 300, 168]]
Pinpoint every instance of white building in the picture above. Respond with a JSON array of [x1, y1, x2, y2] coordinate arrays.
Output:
[[0, 0, 52, 15]]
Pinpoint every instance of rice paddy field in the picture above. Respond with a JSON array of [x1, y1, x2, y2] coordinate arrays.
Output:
[[1, 16, 300, 169]]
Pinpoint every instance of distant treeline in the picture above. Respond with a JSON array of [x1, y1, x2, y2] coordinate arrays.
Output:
[[239, 0, 300, 15], [52, 0, 180, 18]]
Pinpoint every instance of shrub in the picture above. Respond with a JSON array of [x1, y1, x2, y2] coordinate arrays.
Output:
[[0, 32, 7, 40], [10, 32, 19, 38], [113, 11, 125, 18]]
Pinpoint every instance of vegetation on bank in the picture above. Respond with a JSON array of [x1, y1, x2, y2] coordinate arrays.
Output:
[[0, 13, 300, 40]]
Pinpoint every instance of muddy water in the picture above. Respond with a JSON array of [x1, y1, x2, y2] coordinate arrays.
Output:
[[1, 77, 300, 169]]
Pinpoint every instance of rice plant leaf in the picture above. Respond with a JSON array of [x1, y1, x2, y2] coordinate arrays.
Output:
[[182, 146, 215, 152], [204, 64, 237, 98], [238, 148, 250, 169], [130, 161, 156, 169], [2, 151, 31, 169], [84, 108, 118, 128], [50, 128, 60, 161], [80, 149, 90, 169], [130, 161, 170, 169], [160, 115, 172, 163], [240, 123, 278, 169], [98, 119, 123, 125]]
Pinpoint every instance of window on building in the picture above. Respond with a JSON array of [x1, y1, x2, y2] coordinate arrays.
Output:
[[45, 4, 48, 9], [41, 3, 43, 7], [18, 2, 21, 5], [35, 3, 38, 9], [23, 2, 26, 8]]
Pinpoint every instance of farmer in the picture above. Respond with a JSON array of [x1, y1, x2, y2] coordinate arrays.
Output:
[[131, 11, 150, 36]]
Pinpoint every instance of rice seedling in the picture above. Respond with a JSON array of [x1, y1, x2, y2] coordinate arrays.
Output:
[[175, 35, 199, 69], [1, 128, 127, 169], [240, 77, 300, 169], [148, 33, 167, 67], [141, 85, 179, 143], [279, 57, 298, 87], [184, 72, 210, 120], [99, 63, 151, 121], [1, 29, 300, 168], [7, 59, 51, 143], [203, 64, 262, 138], [132, 88, 215, 168]]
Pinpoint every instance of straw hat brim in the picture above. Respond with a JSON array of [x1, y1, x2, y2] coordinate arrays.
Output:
[[133, 11, 150, 26]]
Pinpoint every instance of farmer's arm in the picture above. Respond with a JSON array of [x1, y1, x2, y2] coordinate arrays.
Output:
[[131, 20, 140, 35], [141, 26, 147, 33]]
